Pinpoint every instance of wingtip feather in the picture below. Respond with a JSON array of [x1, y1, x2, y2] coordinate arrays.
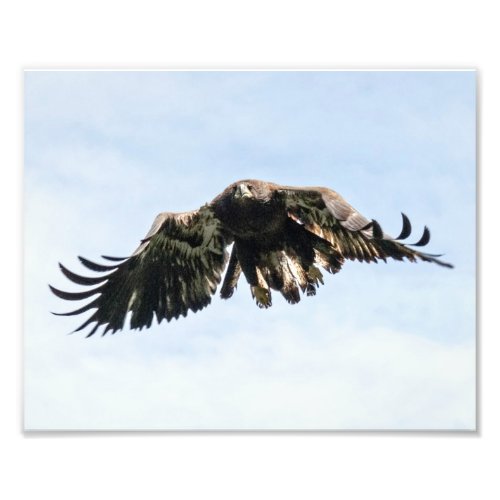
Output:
[[78, 256, 116, 272], [396, 212, 412, 240], [411, 226, 431, 247]]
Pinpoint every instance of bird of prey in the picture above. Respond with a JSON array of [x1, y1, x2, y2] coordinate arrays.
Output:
[[50, 179, 453, 336]]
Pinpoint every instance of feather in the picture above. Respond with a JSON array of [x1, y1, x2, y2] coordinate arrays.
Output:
[[411, 226, 431, 247], [78, 256, 116, 272], [396, 213, 412, 240], [58, 263, 110, 286]]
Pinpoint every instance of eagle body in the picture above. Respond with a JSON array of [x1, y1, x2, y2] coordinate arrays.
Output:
[[51, 179, 453, 336], [212, 182, 324, 306], [213, 181, 287, 240]]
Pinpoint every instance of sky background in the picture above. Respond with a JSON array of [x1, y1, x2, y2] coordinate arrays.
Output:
[[24, 70, 476, 430]]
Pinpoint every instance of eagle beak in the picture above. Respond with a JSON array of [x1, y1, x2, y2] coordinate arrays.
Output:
[[235, 184, 253, 199]]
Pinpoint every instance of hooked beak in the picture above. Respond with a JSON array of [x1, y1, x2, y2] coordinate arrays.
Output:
[[234, 183, 253, 199]]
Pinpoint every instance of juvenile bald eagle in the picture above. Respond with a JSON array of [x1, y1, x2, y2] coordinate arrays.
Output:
[[50, 180, 453, 336]]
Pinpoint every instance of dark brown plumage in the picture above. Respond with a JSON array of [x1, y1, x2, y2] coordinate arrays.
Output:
[[50, 179, 453, 336]]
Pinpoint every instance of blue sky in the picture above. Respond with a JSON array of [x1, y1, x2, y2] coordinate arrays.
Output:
[[24, 70, 475, 430]]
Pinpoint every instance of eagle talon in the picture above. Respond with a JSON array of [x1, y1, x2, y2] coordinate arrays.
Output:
[[307, 266, 324, 285], [251, 286, 272, 308]]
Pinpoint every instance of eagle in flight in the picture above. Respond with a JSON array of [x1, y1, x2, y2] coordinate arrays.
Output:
[[50, 180, 453, 336]]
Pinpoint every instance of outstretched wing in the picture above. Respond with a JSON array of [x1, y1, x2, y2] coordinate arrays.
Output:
[[50, 205, 230, 336], [276, 186, 453, 268]]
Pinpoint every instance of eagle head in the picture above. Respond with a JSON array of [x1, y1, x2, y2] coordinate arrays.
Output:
[[232, 180, 273, 203], [234, 183, 253, 200]]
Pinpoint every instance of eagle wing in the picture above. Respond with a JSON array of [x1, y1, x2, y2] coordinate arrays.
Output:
[[276, 186, 453, 268], [50, 205, 230, 336]]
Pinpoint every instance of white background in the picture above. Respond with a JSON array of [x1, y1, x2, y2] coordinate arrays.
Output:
[[1, 0, 496, 498]]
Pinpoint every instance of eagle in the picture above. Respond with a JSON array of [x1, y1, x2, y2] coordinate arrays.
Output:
[[50, 179, 453, 336]]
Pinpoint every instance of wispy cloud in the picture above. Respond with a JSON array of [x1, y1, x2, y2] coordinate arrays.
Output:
[[24, 316, 475, 430]]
